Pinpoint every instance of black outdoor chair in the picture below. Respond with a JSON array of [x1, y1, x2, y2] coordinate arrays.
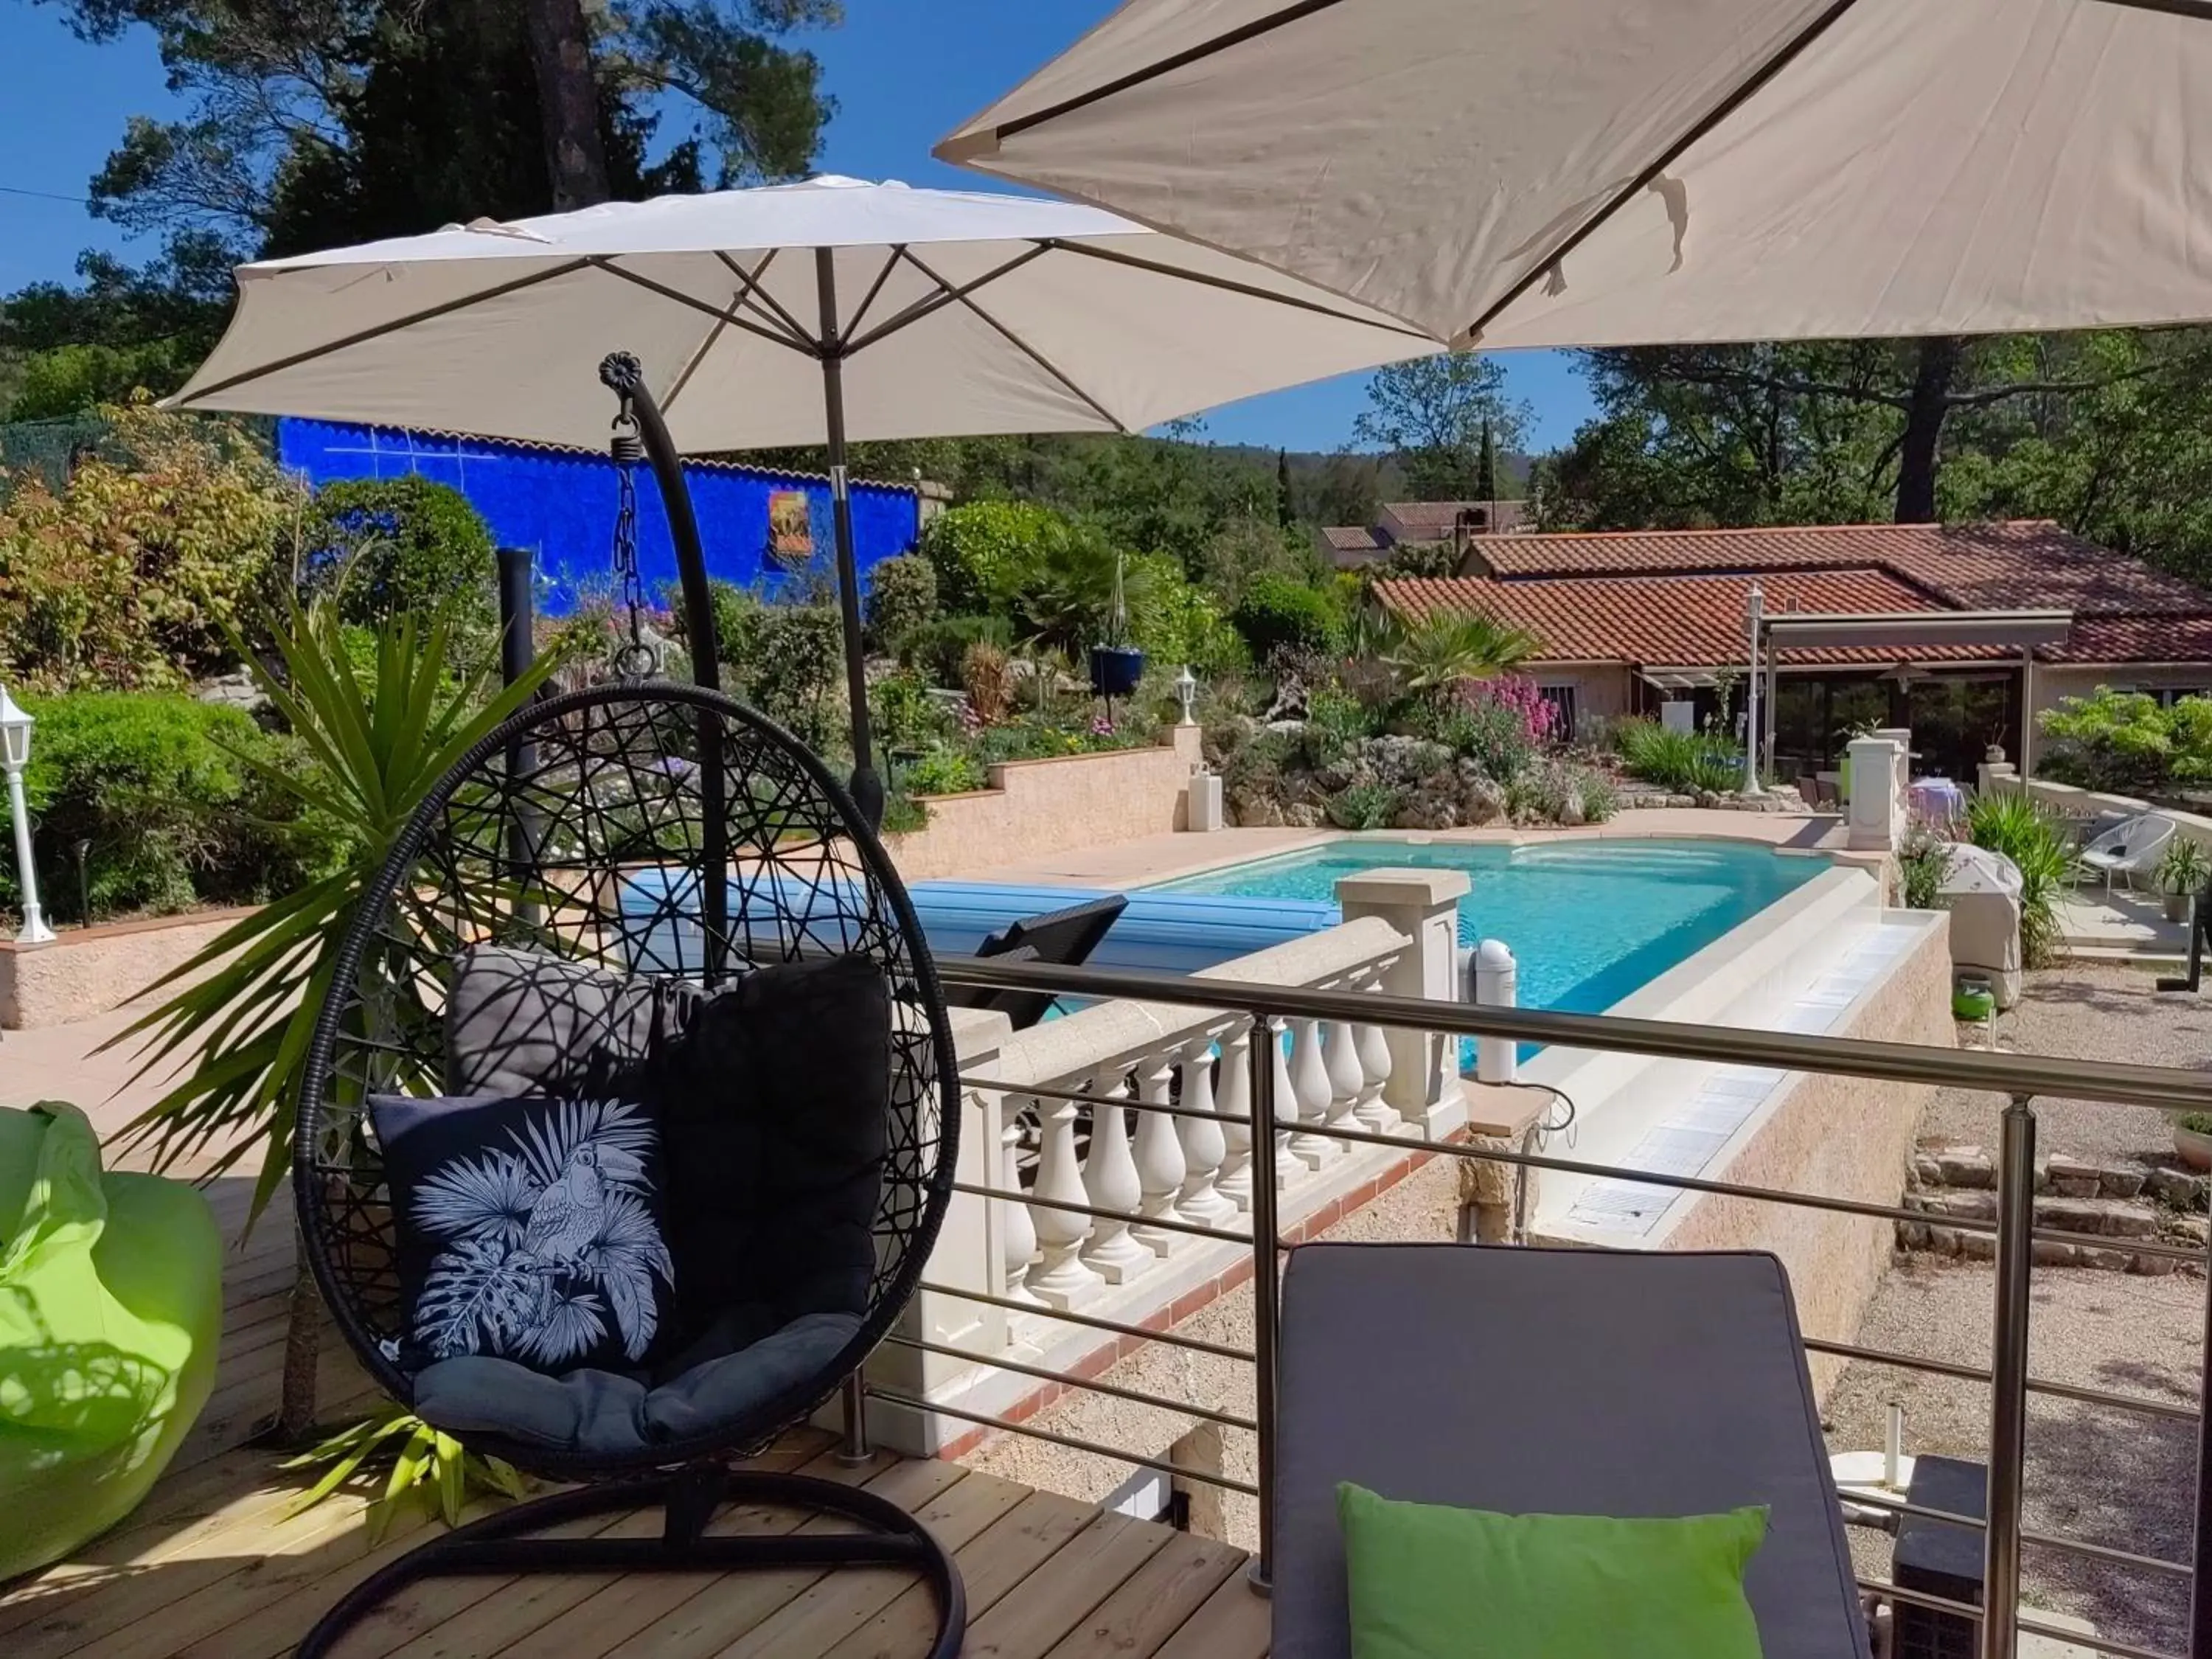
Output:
[[290, 681, 964, 1658], [942, 893, 1128, 1029]]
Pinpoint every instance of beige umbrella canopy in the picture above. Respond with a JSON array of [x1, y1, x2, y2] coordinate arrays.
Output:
[[937, 0, 2212, 349]]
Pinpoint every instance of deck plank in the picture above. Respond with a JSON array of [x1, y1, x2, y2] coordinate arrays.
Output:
[[1150, 1568, 1273, 1659], [958, 1510, 1172, 1659], [1041, 1531, 1248, 1659]]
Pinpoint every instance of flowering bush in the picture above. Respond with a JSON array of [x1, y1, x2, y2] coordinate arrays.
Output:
[[1457, 674, 1562, 744]]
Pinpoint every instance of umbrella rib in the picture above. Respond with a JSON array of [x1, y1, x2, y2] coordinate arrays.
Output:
[[985, 0, 1352, 143], [1464, 0, 1870, 342], [172, 257, 595, 404], [840, 247, 908, 343], [1042, 237, 1435, 343], [2088, 0, 2212, 16], [843, 243, 1054, 355], [711, 248, 818, 350], [660, 310, 732, 414], [894, 245, 1129, 433], [588, 258, 819, 357]]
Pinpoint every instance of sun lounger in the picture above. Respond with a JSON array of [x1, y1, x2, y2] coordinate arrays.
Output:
[[1271, 1244, 1871, 1659], [942, 893, 1127, 1029]]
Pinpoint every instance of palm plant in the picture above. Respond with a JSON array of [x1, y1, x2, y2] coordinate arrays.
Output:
[[108, 598, 561, 1434], [1964, 792, 2069, 966], [1385, 612, 1542, 694]]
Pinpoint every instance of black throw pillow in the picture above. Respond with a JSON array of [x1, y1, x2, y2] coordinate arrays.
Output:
[[652, 953, 892, 1366], [371, 1093, 676, 1377]]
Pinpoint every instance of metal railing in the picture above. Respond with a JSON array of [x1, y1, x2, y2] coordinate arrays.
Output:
[[849, 953, 2212, 1659]]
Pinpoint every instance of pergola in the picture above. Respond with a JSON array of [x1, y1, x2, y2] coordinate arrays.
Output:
[[1747, 605, 2075, 785]]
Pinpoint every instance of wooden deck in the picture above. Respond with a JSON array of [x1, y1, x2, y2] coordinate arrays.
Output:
[[1, 1425, 1267, 1659]]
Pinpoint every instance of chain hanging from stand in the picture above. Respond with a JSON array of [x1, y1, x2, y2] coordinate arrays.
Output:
[[608, 408, 661, 681]]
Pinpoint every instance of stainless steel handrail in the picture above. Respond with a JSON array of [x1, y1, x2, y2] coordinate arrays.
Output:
[[936, 954, 2212, 1110], [898, 953, 2212, 1658]]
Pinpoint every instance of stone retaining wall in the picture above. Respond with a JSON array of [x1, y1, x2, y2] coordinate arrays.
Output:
[[1899, 1140, 2204, 1273], [883, 725, 1205, 880], [0, 907, 250, 1029]]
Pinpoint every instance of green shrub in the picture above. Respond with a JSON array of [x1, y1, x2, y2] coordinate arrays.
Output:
[[2039, 686, 2212, 793], [872, 669, 950, 752], [1129, 555, 1247, 672], [863, 554, 939, 653], [748, 605, 845, 751], [1612, 717, 1742, 794], [1231, 574, 1341, 661], [1, 692, 347, 923], [908, 613, 1012, 687], [1576, 768, 1618, 824], [917, 499, 1071, 616], [903, 745, 988, 797], [1301, 686, 1377, 768], [302, 476, 496, 642], [1222, 729, 1293, 801], [706, 580, 763, 668], [1898, 821, 1956, 910], [1328, 781, 1402, 830], [1964, 792, 2069, 966], [2159, 836, 2211, 897]]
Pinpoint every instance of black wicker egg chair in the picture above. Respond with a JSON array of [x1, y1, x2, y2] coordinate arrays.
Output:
[[287, 364, 961, 1657]]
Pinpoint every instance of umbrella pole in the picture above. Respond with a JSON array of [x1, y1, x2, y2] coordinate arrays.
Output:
[[816, 246, 885, 830]]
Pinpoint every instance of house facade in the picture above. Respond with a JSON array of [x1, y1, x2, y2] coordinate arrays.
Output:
[[1373, 520, 2212, 783]]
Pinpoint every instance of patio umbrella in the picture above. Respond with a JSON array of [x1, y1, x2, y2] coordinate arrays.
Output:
[[936, 0, 2212, 349], [168, 175, 1436, 820]]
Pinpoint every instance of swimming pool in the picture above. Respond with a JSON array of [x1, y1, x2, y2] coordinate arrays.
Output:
[[1154, 838, 1829, 1016]]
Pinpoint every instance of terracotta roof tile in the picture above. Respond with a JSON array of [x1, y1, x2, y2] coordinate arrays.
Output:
[[1468, 519, 2209, 615], [1320, 525, 1385, 552], [1374, 569, 2014, 667], [1380, 499, 1529, 540], [2048, 615, 2212, 666]]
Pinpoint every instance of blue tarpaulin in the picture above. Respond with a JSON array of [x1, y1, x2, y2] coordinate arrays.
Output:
[[276, 418, 922, 617]]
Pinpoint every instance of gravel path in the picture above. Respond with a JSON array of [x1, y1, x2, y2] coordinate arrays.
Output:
[[1921, 963, 2212, 1162], [1828, 1257, 2202, 1650]]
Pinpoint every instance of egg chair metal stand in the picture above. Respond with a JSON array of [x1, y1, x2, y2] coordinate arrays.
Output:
[[288, 362, 964, 1658]]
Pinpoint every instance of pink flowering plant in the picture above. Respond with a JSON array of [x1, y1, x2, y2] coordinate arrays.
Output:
[[1456, 674, 1562, 745]]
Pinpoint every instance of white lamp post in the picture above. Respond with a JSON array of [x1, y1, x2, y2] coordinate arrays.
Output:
[[1742, 584, 1766, 798], [1173, 664, 1199, 727], [0, 687, 54, 945]]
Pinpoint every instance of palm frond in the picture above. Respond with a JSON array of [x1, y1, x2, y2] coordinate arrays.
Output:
[[413, 1150, 538, 1244], [508, 1099, 655, 1192], [414, 1236, 541, 1360], [518, 1284, 608, 1368]]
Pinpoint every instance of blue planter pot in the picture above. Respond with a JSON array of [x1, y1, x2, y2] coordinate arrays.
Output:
[[1089, 646, 1146, 698]]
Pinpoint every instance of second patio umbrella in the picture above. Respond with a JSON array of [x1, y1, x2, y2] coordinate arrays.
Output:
[[170, 175, 1437, 819]]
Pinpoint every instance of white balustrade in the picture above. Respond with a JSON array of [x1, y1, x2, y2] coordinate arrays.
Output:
[[1176, 1034, 1237, 1228], [1287, 1016, 1337, 1168], [1081, 1074, 1154, 1283], [1352, 977, 1399, 1135], [1270, 1015, 1299, 1186], [1025, 1091, 1101, 1309], [999, 1108, 1042, 1306], [1321, 1015, 1364, 1150], [1130, 1057, 1187, 1256], [1214, 1024, 1254, 1211]]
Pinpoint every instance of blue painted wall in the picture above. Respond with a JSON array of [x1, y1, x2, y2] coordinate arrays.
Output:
[[276, 419, 922, 617]]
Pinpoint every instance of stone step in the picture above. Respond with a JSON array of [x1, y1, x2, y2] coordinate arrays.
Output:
[[1911, 1141, 2206, 1207], [1898, 1189, 2192, 1272]]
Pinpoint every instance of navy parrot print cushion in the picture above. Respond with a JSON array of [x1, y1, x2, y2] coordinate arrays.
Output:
[[371, 1093, 675, 1378]]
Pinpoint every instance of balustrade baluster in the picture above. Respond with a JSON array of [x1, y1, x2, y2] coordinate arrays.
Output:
[[1024, 1091, 1100, 1309], [1270, 1016, 1299, 1187], [1000, 1107, 1042, 1306], [1352, 968, 1400, 1135], [1177, 1035, 1237, 1227], [1131, 1056, 1187, 1256], [1216, 1026, 1255, 1211], [1082, 1073, 1154, 1282], [1321, 1013, 1364, 1151], [1287, 1015, 1336, 1168]]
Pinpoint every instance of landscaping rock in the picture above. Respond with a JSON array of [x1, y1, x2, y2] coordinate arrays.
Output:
[[2035, 1195, 2107, 1233], [1559, 790, 1587, 827], [1392, 789, 1458, 832], [2170, 1215, 2210, 1247], [1911, 1152, 1944, 1187], [2031, 1239, 2079, 1267], [1283, 802, 1326, 829], [1958, 1232, 1997, 1261], [2131, 1251, 2181, 1276], [2045, 1154, 2104, 1199], [2098, 1160, 2149, 1200], [1935, 1147, 1994, 1189], [2079, 1246, 2136, 1271], [1929, 1190, 1997, 1221], [1455, 768, 1506, 827], [1228, 792, 1284, 828], [2102, 1205, 2159, 1239], [2147, 1166, 2206, 1208]]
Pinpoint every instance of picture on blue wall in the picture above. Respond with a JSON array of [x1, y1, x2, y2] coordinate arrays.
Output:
[[277, 420, 921, 618]]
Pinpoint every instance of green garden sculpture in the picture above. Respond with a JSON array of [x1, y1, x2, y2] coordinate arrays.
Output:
[[0, 1101, 222, 1579]]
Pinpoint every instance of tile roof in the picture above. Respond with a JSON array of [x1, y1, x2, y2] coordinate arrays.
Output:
[[1320, 525, 1385, 552], [2049, 615, 2212, 666], [1467, 519, 2210, 615], [1375, 569, 2016, 668], [1378, 498, 1530, 540]]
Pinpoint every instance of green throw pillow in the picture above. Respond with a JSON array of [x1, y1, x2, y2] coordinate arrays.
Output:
[[1337, 1482, 1768, 1659]]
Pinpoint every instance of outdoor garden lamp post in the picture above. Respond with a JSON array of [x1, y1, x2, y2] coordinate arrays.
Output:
[[1174, 665, 1199, 727], [0, 686, 54, 945]]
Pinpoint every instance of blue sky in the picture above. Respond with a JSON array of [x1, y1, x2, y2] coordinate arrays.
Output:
[[0, 0, 1596, 453]]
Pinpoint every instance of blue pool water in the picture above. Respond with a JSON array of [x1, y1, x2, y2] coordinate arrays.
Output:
[[1155, 838, 1828, 1018]]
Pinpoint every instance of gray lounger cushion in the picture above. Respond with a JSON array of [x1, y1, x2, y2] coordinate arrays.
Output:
[[412, 1310, 860, 1455], [1273, 1245, 1868, 1659]]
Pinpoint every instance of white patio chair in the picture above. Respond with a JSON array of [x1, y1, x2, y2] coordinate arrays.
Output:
[[2074, 813, 2175, 893]]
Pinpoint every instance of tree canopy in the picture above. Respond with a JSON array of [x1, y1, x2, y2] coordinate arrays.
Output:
[[1353, 353, 1530, 500]]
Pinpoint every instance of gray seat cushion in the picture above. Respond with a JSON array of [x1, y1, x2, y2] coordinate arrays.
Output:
[[413, 1310, 861, 1455], [445, 945, 695, 1099], [1273, 1244, 1868, 1659]]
